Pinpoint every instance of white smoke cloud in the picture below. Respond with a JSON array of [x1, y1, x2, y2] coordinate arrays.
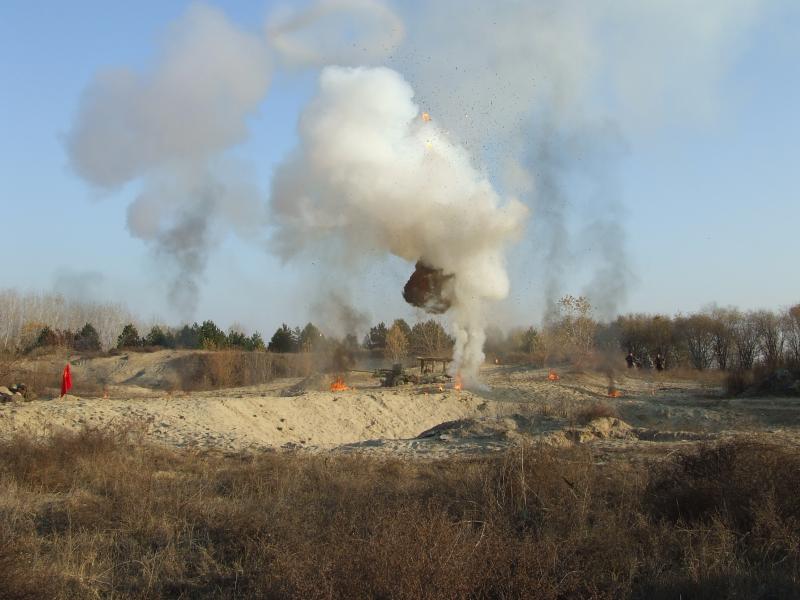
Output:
[[270, 66, 528, 382], [391, 0, 772, 317], [267, 0, 404, 67], [66, 4, 271, 316], [64, 0, 779, 359]]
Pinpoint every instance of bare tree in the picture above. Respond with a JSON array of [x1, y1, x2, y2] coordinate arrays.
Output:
[[707, 308, 737, 370], [785, 304, 800, 367], [0, 289, 137, 352], [676, 314, 715, 370], [384, 322, 410, 363], [616, 314, 651, 360], [753, 310, 785, 369], [731, 311, 760, 370], [542, 295, 597, 364]]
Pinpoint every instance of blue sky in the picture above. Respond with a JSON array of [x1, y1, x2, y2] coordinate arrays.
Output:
[[1, 1, 798, 335]]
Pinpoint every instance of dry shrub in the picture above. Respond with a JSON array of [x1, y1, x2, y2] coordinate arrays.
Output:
[[0, 352, 19, 384], [1, 429, 800, 598], [640, 440, 800, 598], [0, 353, 45, 399], [174, 351, 314, 390], [646, 439, 800, 529], [573, 401, 619, 425], [503, 351, 543, 367], [724, 366, 800, 397], [658, 366, 727, 386], [724, 369, 754, 396]]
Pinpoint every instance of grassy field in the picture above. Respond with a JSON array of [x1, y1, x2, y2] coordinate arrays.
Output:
[[2, 426, 799, 599]]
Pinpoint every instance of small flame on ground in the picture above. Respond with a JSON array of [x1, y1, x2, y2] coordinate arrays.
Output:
[[548, 370, 560, 381], [421, 111, 431, 122], [330, 376, 349, 392], [608, 388, 622, 398], [454, 374, 463, 391]]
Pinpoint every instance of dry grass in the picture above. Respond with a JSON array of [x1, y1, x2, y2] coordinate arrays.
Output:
[[724, 369, 754, 396], [173, 351, 315, 391], [572, 401, 619, 425], [623, 366, 727, 387], [0, 352, 20, 384], [7, 351, 319, 397], [1, 428, 799, 598], [724, 366, 800, 397]]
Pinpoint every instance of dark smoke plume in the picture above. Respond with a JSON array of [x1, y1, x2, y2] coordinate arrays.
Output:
[[402, 261, 453, 314]]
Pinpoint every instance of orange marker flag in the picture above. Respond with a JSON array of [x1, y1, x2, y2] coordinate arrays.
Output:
[[61, 363, 72, 397]]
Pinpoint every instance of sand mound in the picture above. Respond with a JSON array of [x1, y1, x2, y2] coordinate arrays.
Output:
[[415, 414, 641, 448], [417, 417, 520, 442]]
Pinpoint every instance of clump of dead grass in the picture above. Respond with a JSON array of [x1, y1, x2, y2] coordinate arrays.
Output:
[[724, 366, 800, 397], [572, 401, 619, 425], [1, 428, 799, 598], [173, 350, 315, 391]]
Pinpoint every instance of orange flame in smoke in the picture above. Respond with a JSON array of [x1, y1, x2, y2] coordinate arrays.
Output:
[[608, 388, 622, 398], [548, 370, 560, 381], [330, 376, 349, 392], [454, 374, 463, 391]]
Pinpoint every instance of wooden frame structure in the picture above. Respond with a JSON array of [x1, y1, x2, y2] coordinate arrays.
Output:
[[416, 356, 452, 375]]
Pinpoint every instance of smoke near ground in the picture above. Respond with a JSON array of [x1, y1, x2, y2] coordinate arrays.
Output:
[[310, 290, 371, 341]]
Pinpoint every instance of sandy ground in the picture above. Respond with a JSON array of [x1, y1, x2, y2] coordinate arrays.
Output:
[[2, 351, 800, 458]]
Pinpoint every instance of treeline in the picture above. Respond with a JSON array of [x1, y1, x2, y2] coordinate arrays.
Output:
[[13, 309, 453, 361], [19, 321, 266, 354], [0, 290, 135, 351], [4, 289, 799, 372], [604, 307, 800, 371], [484, 297, 800, 372], [111, 319, 454, 359]]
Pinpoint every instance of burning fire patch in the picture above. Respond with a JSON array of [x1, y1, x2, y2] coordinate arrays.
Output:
[[330, 376, 349, 392], [607, 388, 622, 398], [547, 370, 560, 381]]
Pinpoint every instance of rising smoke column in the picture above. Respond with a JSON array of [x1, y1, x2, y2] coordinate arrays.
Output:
[[270, 66, 527, 384], [66, 4, 271, 316]]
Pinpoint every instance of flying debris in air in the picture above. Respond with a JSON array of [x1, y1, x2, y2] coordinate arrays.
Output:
[[403, 261, 453, 314]]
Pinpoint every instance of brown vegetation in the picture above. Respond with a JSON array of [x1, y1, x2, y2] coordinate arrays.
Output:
[[172, 351, 315, 391], [384, 321, 410, 362], [573, 401, 619, 425], [1, 428, 799, 598]]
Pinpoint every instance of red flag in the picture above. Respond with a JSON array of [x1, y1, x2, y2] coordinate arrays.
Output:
[[61, 363, 72, 397]]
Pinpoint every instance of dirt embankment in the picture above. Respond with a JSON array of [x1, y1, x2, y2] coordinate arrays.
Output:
[[3, 354, 800, 457]]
